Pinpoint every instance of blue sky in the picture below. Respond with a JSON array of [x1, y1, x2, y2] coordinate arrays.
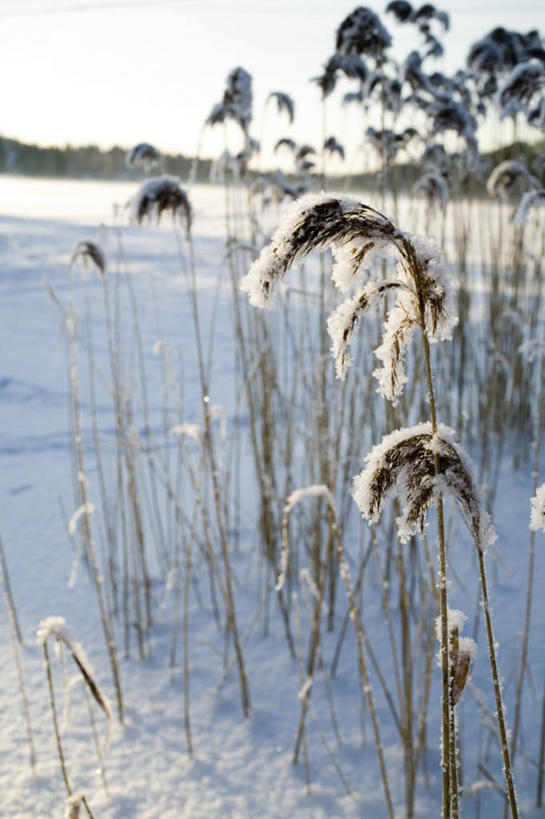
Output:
[[1, 0, 544, 165]]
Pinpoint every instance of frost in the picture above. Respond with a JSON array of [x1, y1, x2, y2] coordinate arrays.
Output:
[[530, 484, 545, 532], [514, 189, 545, 225], [170, 423, 201, 443], [352, 423, 496, 548], [67, 502, 96, 535]]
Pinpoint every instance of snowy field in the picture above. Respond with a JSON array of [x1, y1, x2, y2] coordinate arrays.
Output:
[[1, 175, 544, 818]]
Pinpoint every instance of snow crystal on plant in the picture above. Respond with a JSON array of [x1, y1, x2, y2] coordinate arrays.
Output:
[[285, 483, 332, 512], [352, 422, 496, 548], [277, 484, 332, 591], [372, 293, 416, 405], [530, 484, 545, 532], [514, 189, 545, 225], [67, 502, 96, 535], [459, 635, 477, 662], [170, 423, 201, 442], [435, 608, 468, 642], [327, 283, 381, 380]]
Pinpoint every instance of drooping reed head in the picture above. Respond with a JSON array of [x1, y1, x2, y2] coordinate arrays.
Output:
[[497, 61, 545, 121], [70, 241, 106, 278], [242, 193, 456, 401], [412, 171, 449, 209], [514, 189, 545, 224], [240, 193, 402, 307], [125, 142, 162, 172], [206, 66, 253, 134], [132, 175, 192, 236], [487, 160, 537, 200], [352, 423, 496, 549], [267, 91, 295, 124], [335, 6, 392, 61]]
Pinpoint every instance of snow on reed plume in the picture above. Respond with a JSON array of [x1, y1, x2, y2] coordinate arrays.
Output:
[[125, 142, 162, 172], [132, 175, 192, 236], [434, 608, 477, 705], [64, 793, 84, 819], [70, 241, 106, 278], [514, 189, 545, 224], [530, 484, 545, 532], [487, 160, 538, 199], [37, 617, 111, 719], [496, 61, 545, 120], [352, 423, 496, 548], [277, 484, 332, 591], [412, 171, 449, 209], [241, 193, 456, 401], [267, 91, 295, 123]]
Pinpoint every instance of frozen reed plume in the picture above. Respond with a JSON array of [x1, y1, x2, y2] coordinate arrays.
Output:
[[70, 241, 106, 278], [514, 189, 545, 224], [487, 160, 538, 199], [267, 91, 295, 123], [412, 171, 448, 209], [277, 484, 333, 591], [125, 142, 162, 172], [324, 136, 345, 160], [497, 61, 545, 120], [132, 175, 192, 236], [242, 194, 456, 399], [37, 617, 111, 719], [206, 66, 253, 134], [335, 6, 392, 60], [352, 423, 496, 548]]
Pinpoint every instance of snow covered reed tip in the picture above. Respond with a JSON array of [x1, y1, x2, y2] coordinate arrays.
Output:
[[125, 142, 162, 172], [37, 616, 111, 719], [530, 484, 545, 532], [132, 175, 192, 236], [514, 189, 545, 225], [277, 484, 333, 591], [70, 241, 106, 278], [240, 193, 402, 307], [352, 423, 496, 548]]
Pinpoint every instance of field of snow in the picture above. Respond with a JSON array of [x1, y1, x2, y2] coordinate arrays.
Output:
[[0, 175, 544, 818]]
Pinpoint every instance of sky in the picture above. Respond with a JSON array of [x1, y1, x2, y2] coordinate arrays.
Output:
[[1, 0, 545, 169]]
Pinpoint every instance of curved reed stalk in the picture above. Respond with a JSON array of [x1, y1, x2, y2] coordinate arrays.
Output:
[[278, 485, 394, 819], [242, 192, 457, 815]]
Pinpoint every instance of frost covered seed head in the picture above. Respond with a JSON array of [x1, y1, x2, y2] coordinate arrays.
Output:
[[70, 241, 106, 277], [132, 175, 192, 236], [240, 193, 401, 306], [267, 91, 295, 123], [125, 142, 162, 172], [352, 423, 496, 547], [514, 189, 545, 224], [487, 160, 538, 200], [497, 61, 545, 120], [335, 7, 392, 60]]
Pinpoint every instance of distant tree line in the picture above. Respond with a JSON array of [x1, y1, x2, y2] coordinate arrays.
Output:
[[0, 135, 211, 181], [0, 133, 540, 198]]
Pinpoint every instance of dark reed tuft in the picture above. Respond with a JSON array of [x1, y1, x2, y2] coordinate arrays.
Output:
[[133, 176, 192, 236], [335, 6, 392, 60], [267, 91, 295, 124], [70, 241, 106, 277], [125, 142, 162, 172]]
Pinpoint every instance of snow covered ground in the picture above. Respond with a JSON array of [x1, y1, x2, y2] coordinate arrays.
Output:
[[0, 175, 544, 818]]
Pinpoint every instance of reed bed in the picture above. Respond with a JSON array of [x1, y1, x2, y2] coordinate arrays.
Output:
[[3, 4, 545, 817]]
